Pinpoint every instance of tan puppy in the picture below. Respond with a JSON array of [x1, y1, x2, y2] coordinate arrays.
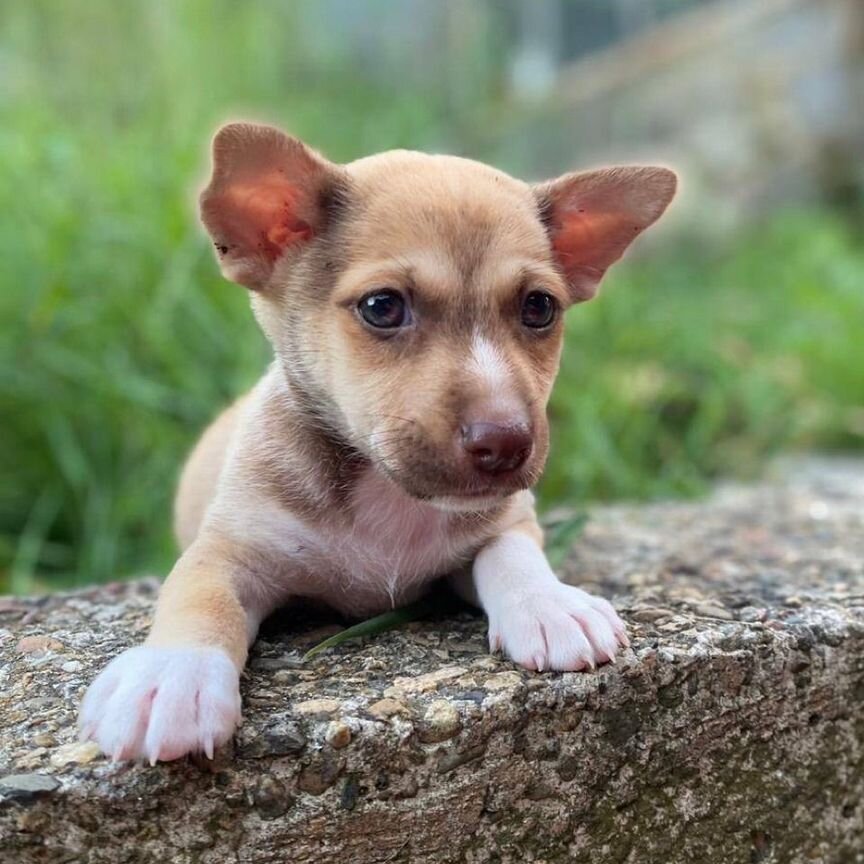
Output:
[[79, 123, 676, 762]]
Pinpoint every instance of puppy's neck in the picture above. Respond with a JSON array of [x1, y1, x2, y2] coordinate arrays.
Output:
[[276, 358, 350, 448], [254, 365, 368, 520]]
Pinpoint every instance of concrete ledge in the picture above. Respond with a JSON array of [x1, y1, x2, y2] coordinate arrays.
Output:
[[1, 458, 863, 863]]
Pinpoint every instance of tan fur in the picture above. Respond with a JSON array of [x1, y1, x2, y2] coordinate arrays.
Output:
[[80, 122, 675, 762], [147, 531, 251, 668], [174, 393, 250, 550]]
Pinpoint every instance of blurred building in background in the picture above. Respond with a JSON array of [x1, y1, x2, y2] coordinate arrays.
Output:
[[304, 0, 864, 230]]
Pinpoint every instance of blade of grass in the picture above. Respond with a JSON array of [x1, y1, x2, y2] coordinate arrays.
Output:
[[10, 487, 63, 595], [542, 510, 589, 569], [303, 594, 449, 661]]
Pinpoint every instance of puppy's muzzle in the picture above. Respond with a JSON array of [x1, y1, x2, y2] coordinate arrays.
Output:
[[460, 421, 533, 476]]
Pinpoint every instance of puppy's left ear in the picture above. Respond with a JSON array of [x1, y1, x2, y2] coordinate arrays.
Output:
[[535, 166, 677, 302], [200, 123, 346, 290]]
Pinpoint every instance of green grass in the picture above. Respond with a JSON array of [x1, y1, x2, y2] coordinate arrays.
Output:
[[1, 1, 863, 594]]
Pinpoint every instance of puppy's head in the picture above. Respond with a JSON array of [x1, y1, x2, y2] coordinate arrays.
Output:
[[200, 123, 676, 511]]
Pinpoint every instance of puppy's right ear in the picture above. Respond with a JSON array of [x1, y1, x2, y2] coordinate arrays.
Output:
[[200, 123, 343, 290], [535, 166, 677, 303]]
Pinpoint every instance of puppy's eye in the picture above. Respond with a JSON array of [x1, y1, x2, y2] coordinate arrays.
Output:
[[358, 290, 410, 329], [521, 291, 557, 329]]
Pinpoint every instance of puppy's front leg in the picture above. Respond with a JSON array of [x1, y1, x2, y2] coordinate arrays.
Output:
[[80, 532, 269, 763], [455, 516, 628, 671]]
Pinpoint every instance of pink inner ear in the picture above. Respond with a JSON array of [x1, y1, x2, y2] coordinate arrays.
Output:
[[550, 210, 643, 301], [220, 171, 313, 261], [552, 213, 640, 278]]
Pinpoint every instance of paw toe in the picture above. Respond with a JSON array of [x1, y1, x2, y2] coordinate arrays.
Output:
[[590, 596, 630, 645], [544, 615, 595, 671]]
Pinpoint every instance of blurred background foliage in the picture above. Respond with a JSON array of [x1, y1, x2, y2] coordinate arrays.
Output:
[[1, 0, 863, 593]]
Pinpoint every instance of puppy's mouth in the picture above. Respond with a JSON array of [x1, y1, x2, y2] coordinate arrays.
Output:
[[379, 467, 535, 513], [424, 491, 511, 514]]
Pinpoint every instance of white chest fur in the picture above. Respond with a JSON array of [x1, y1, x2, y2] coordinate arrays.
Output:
[[215, 469, 482, 618], [341, 470, 474, 593], [308, 470, 482, 615]]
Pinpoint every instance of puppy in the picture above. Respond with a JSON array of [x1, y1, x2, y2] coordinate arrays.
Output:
[[79, 123, 676, 762]]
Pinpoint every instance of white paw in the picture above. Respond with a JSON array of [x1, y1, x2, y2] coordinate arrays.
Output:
[[488, 583, 629, 672], [79, 646, 241, 763]]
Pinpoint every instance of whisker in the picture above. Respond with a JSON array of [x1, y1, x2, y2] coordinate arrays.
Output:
[[371, 435, 416, 449]]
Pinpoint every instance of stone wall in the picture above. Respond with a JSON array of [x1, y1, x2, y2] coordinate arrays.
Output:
[[1, 458, 863, 863]]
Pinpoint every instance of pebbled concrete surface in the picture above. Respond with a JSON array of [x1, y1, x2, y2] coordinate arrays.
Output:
[[1, 457, 863, 863]]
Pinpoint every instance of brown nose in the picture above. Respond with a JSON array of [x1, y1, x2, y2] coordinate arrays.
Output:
[[461, 422, 533, 475]]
